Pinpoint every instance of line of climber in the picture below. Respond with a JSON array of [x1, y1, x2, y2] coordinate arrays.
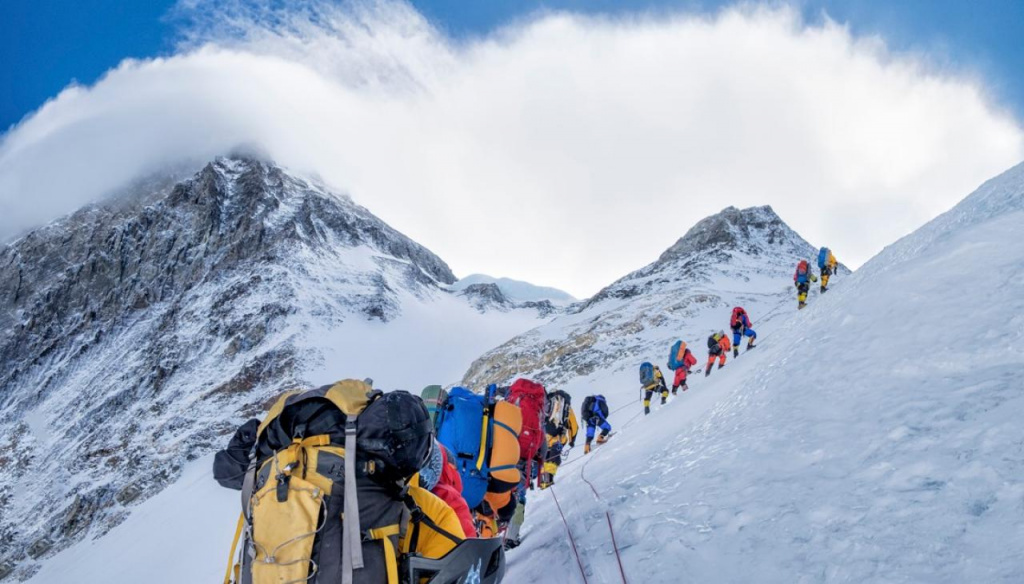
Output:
[[209, 248, 840, 583]]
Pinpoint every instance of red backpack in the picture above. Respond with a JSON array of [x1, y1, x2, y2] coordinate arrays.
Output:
[[507, 379, 546, 476], [731, 307, 747, 328]]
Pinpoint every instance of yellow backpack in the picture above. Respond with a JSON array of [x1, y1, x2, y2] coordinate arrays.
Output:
[[224, 380, 434, 584]]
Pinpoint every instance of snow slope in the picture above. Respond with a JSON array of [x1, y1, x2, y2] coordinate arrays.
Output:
[[505, 162, 1024, 582]]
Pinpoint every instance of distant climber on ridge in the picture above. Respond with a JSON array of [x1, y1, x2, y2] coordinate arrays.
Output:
[[705, 331, 731, 376], [794, 259, 818, 309], [581, 394, 612, 454], [730, 306, 757, 357], [667, 339, 698, 394], [817, 246, 838, 293]]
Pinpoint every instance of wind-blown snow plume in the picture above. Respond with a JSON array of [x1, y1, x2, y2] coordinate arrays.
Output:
[[1, 0, 1022, 295]]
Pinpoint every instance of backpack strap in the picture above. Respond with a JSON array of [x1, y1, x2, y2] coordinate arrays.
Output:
[[365, 524, 402, 584], [342, 417, 363, 584], [403, 494, 463, 549], [222, 512, 245, 584], [475, 404, 491, 471], [324, 379, 377, 584]]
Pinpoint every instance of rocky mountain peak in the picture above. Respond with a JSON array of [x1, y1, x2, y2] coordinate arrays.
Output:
[[657, 205, 794, 264]]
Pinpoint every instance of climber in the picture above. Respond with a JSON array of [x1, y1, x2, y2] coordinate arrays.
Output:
[[730, 306, 757, 357], [639, 362, 667, 415], [581, 394, 612, 454], [214, 381, 476, 584], [794, 259, 818, 309], [667, 340, 698, 394], [817, 247, 838, 293], [538, 390, 578, 489], [705, 331, 731, 376], [436, 385, 521, 540]]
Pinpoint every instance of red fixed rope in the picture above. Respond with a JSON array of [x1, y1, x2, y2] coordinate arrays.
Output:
[[580, 445, 629, 584], [549, 486, 590, 584]]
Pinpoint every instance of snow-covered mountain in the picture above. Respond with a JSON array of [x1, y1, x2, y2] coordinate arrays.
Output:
[[463, 205, 831, 389], [504, 162, 1024, 582], [0, 157, 551, 581], [15, 155, 1021, 583], [451, 274, 577, 305]]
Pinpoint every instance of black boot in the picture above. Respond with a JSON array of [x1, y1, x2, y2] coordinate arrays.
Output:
[[660, 397, 666, 405], [644, 405, 650, 415], [733, 347, 739, 358], [705, 364, 712, 377]]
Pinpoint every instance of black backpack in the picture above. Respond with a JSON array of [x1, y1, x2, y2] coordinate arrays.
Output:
[[224, 380, 434, 584]]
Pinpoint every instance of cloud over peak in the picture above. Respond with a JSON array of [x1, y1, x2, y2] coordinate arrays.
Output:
[[1, 0, 1021, 296]]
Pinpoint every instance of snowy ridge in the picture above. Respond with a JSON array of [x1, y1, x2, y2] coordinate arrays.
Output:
[[463, 205, 827, 389], [504, 163, 1024, 582], [0, 158, 550, 580], [450, 274, 577, 305]]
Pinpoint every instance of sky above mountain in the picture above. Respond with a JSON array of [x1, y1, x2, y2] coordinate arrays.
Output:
[[1, 0, 1023, 297]]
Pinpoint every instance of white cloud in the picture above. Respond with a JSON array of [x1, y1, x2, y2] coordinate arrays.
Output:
[[1, 0, 1021, 297]]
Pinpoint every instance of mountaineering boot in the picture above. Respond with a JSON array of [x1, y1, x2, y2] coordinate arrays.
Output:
[[747, 341, 756, 351], [584, 443, 591, 454], [798, 301, 806, 310], [671, 389, 677, 396], [596, 433, 608, 445], [504, 536, 521, 551], [660, 396, 667, 405], [705, 364, 712, 377], [718, 363, 724, 369], [733, 347, 739, 358], [821, 286, 828, 293], [644, 405, 650, 415]]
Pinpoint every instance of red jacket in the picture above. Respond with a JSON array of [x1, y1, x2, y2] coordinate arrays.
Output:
[[432, 448, 477, 538], [683, 349, 698, 369]]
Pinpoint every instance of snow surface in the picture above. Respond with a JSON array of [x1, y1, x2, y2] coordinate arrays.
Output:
[[504, 163, 1024, 583], [28, 455, 236, 584]]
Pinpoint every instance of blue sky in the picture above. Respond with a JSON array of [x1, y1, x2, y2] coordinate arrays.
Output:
[[2, 0, 1024, 132]]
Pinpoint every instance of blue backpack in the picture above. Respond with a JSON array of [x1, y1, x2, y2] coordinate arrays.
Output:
[[435, 387, 490, 508], [817, 247, 830, 270], [667, 340, 684, 370], [639, 361, 655, 387], [796, 260, 810, 284], [581, 395, 609, 422]]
